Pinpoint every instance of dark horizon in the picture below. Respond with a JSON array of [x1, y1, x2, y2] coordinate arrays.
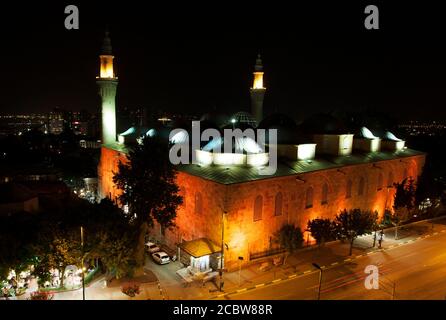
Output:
[[1, 2, 446, 122]]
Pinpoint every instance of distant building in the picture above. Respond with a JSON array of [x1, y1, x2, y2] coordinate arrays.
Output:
[[79, 139, 101, 149], [48, 107, 65, 135], [0, 183, 39, 215]]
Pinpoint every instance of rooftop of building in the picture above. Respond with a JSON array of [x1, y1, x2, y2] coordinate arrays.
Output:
[[177, 148, 425, 185], [103, 142, 425, 185]]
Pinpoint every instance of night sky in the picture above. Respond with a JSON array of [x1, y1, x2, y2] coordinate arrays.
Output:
[[1, 2, 446, 122]]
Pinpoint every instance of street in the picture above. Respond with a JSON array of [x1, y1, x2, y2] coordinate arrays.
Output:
[[221, 228, 446, 300]]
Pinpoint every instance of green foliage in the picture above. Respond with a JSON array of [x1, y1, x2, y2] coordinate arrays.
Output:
[[335, 209, 377, 255], [113, 136, 183, 266], [113, 136, 183, 229], [415, 161, 442, 207], [392, 179, 416, 225], [274, 224, 304, 253], [307, 218, 338, 245], [0, 196, 137, 290]]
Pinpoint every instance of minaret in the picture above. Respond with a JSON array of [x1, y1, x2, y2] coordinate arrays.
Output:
[[250, 54, 266, 124], [96, 30, 118, 145]]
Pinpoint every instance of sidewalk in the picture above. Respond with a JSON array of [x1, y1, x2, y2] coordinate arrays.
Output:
[[203, 216, 446, 299], [13, 216, 446, 300]]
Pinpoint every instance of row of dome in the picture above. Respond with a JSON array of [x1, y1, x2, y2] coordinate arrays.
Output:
[[118, 111, 403, 146]]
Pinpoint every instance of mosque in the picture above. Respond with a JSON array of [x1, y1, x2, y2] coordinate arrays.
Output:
[[96, 32, 425, 272]]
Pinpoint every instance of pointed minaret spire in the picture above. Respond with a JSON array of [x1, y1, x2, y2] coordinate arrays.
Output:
[[101, 28, 113, 55], [254, 54, 263, 72]]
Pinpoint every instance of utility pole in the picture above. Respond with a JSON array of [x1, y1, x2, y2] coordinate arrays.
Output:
[[219, 210, 226, 292], [392, 282, 396, 300], [81, 226, 85, 301], [238, 257, 244, 287], [312, 263, 323, 300]]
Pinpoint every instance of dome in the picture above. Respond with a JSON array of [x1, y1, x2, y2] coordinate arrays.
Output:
[[383, 131, 403, 142], [258, 113, 296, 129], [356, 126, 379, 140], [202, 136, 263, 154], [258, 113, 312, 144], [298, 113, 348, 135], [200, 112, 230, 128], [229, 112, 258, 128]]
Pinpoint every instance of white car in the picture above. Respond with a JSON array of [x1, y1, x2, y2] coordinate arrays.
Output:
[[152, 251, 171, 265], [145, 241, 160, 254]]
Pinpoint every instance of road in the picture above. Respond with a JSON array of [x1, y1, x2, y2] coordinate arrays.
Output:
[[221, 230, 446, 300]]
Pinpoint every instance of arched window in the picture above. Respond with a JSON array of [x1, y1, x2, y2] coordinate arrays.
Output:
[[346, 179, 352, 198], [377, 173, 383, 191], [387, 172, 394, 188], [305, 187, 314, 209], [194, 192, 202, 215], [358, 177, 365, 196], [253, 195, 263, 221], [274, 192, 283, 216], [321, 183, 328, 205]]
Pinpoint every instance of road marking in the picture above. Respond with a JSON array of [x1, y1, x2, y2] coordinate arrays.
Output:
[[356, 255, 363, 258], [331, 262, 339, 266], [272, 279, 281, 283], [367, 251, 374, 255], [288, 274, 297, 279], [441, 230, 446, 233], [237, 288, 247, 293], [344, 258, 352, 262], [321, 266, 327, 269], [303, 270, 312, 274], [416, 237, 422, 240], [434, 232, 439, 235], [255, 283, 265, 288]]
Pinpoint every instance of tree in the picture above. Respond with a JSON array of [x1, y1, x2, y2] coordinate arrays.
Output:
[[32, 229, 81, 289], [113, 136, 183, 268], [415, 163, 442, 217], [335, 209, 377, 256], [392, 178, 416, 239], [0, 212, 38, 294], [307, 218, 337, 247], [273, 224, 304, 264]]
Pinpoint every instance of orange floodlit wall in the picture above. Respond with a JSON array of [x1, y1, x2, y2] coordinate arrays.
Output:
[[97, 146, 127, 202], [98, 145, 425, 268]]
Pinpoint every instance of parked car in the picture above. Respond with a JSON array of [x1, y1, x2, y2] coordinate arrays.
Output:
[[145, 241, 160, 254], [151, 252, 171, 265]]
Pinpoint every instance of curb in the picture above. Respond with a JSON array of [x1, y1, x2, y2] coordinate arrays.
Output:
[[209, 222, 446, 299]]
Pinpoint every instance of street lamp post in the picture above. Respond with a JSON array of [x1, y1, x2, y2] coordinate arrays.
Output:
[[238, 256, 244, 287], [219, 211, 226, 292], [80, 226, 85, 301], [312, 263, 323, 300]]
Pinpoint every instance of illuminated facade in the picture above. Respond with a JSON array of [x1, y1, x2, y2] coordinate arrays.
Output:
[[96, 44, 426, 271], [99, 141, 425, 270], [96, 31, 118, 145]]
